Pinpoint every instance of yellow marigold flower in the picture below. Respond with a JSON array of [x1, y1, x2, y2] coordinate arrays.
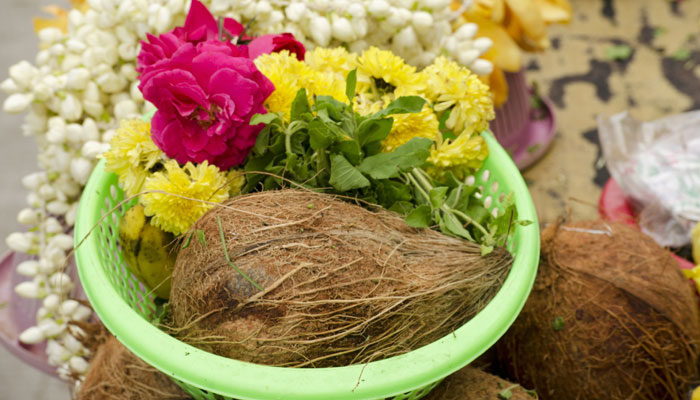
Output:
[[383, 104, 440, 152], [102, 119, 162, 198], [421, 57, 495, 136], [427, 134, 489, 179], [356, 47, 425, 96], [354, 92, 385, 116], [141, 160, 229, 235], [255, 51, 315, 120]]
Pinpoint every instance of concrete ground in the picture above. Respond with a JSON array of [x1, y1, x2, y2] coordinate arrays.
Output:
[[1, 1, 72, 399]]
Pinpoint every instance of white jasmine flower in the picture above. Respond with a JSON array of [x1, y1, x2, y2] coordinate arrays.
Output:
[[4, 93, 34, 114], [310, 15, 331, 47], [60, 94, 83, 121], [331, 14, 355, 42], [15, 280, 42, 298], [473, 37, 494, 53], [6, 232, 33, 253], [285, 3, 307, 22], [69, 357, 89, 374], [59, 300, 80, 316], [470, 59, 494, 75], [70, 157, 93, 185], [16, 260, 40, 277], [19, 327, 45, 345], [1, 78, 19, 94], [368, 0, 391, 17], [82, 140, 110, 159]]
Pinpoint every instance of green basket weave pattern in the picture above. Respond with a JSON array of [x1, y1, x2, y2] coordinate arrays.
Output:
[[74, 131, 539, 400]]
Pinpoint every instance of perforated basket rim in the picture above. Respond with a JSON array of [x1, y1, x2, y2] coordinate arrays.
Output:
[[74, 131, 539, 400]]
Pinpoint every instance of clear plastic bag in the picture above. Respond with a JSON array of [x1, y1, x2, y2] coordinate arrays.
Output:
[[597, 111, 700, 247]]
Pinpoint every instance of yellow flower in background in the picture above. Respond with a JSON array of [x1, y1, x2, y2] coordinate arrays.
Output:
[[141, 160, 229, 235], [692, 222, 700, 264], [422, 57, 495, 136], [102, 119, 162, 198], [356, 47, 425, 96], [452, 0, 572, 106], [427, 134, 489, 179], [255, 51, 315, 120], [34, 0, 89, 35], [354, 93, 385, 116], [309, 70, 347, 103]]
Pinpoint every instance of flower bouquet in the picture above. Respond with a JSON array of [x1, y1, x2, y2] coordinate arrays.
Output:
[[69, 1, 538, 398]]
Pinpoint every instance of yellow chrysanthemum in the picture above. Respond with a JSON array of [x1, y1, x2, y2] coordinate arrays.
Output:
[[305, 47, 358, 80], [356, 47, 425, 96], [141, 160, 229, 235], [421, 57, 495, 136], [353, 92, 385, 116], [383, 105, 440, 152], [255, 51, 315, 120], [102, 119, 162, 198], [427, 134, 489, 179], [309, 70, 347, 103]]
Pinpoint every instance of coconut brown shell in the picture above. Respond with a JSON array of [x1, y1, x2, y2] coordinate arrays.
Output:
[[497, 220, 700, 400], [425, 366, 534, 400]]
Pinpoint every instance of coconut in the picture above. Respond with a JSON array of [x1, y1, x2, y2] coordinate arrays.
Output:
[[168, 190, 513, 367], [497, 220, 700, 400], [425, 366, 534, 400], [77, 335, 189, 400]]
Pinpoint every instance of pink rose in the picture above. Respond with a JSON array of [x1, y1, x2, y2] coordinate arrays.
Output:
[[248, 33, 306, 61], [173, 0, 245, 44], [142, 42, 274, 169]]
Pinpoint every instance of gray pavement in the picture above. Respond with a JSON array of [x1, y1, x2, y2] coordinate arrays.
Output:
[[1, 1, 72, 399]]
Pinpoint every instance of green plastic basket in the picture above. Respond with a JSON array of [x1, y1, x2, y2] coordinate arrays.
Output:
[[74, 131, 539, 400]]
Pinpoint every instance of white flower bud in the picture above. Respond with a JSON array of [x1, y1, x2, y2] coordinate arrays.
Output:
[[19, 327, 45, 345], [120, 64, 138, 81], [285, 3, 307, 21], [96, 71, 126, 93], [368, 0, 391, 17], [16, 260, 40, 277], [4, 93, 34, 114], [35, 50, 51, 66], [420, 0, 451, 9], [1, 78, 18, 94], [46, 127, 66, 144], [82, 118, 100, 141], [66, 39, 87, 53], [347, 3, 366, 18], [44, 217, 63, 234], [69, 357, 89, 374], [46, 340, 71, 365], [38, 256, 59, 275], [15, 281, 42, 298], [81, 48, 102, 68], [65, 68, 91, 90], [63, 334, 85, 354], [49, 272, 73, 291], [102, 128, 117, 143], [67, 9, 84, 28], [17, 208, 39, 225], [38, 27, 64, 44], [130, 81, 143, 102], [49, 43, 66, 57], [412, 11, 434, 31], [83, 101, 105, 119], [22, 172, 46, 190], [60, 94, 83, 121], [455, 23, 478, 40], [153, 6, 172, 33], [470, 59, 494, 75], [353, 18, 368, 38], [59, 300, 80, 316], [65, 203, 79, 226], [70, 157, 93, 185], [457, 48, 480, 66], [114, 99, 138, 120], [331, 15, 355, 42], [65, 123, 84, 143], [9, 61, 38, 88], [82, 140, 110, 159], [393, 26, 418, 50], [47, 200, 71, 216], [51, 233, 74, 251], [32, 83, 52, 102], [43, 294, 61, 311], [27, 193, 41, 208], [36, 306, 50, 320], [38, 183, 57, 201], [72, 305, 92, 322], [39, 319, 66, 338], [473, 37, 493, 53], [256, 1, 272, 14], [6, 232, 32, 253], [349, 40, 369, 54], [310, 16, 332, 47]]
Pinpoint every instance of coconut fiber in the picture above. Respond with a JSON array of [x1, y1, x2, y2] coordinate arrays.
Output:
[[168, 190, 513, 367], [497, 220, 700, 400], [76, 335, 189, 400]]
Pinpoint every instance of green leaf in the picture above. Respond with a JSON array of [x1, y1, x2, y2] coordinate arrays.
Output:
[[358, 137, 432, 179], [252, 125, 271, 155], [250, 113, 279, 125], [388, 201, 414, 215], [308, 119, 335, 150], [334, 140, 363, 165], [498, 388, 513, 400], [314, 96, 347, 121], [405, 205, 432, 228], [345, 69, 357, 102], [429, 186, 448, 209], [329, 154, 370, 192], [552, 316, 565, 331], [181, 231, 193, 249], [672, 48, 691, 61], [438, 109, 456, 141], [605, 44, 633, 61], [290, 88, 311, 121], [375, 180, 412, 209], [442, 211, 473, 240], [196, 229, 206, 246], [357, 117, 393, 146], [373, 96, 427, 118]]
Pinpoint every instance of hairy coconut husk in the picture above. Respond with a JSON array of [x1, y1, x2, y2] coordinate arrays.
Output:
[[425, 366, 535, 400], [76, 335, 190, 400], [497, 220, 700, 400], [168, 190, 513, 367]]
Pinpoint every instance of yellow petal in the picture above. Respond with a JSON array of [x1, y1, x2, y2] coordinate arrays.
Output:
[[70, 0, 91, 13], [470, 13, 523, 72], [486, 67, 509, 108], [470, 0, 506, 23], [505, 0, 548, 45], [534, 0, 573, 24], [33, 5, 69, 34]]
